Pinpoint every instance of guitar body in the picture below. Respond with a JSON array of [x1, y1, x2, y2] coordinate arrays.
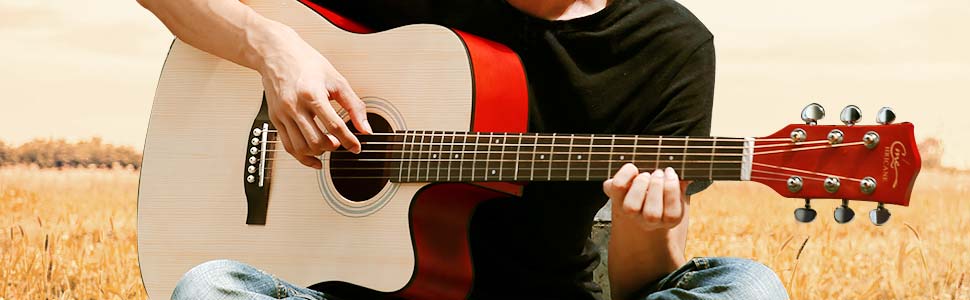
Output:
[[139, 1, 924, 299], [138, 1, 528, 299]]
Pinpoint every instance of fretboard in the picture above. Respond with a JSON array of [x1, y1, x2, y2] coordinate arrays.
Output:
[[329, 131, 754, 183]]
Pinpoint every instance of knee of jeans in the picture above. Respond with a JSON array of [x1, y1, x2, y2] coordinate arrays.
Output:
[[171, 259, 263, 300], [713, 257, 789, 300]]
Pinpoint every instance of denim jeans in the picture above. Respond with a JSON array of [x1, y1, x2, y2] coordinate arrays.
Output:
[[171, 257, 787, 300]]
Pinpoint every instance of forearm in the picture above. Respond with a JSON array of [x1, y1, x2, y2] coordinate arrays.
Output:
[[608, 202, 690, 300], [137, 0, 292, 72]]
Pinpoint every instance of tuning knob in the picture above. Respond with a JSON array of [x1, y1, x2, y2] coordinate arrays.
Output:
[[869, 203, 891, 226], [876, 107, 896, 125], [801, 103, 825, 125], [840, 105, 862, 126], [833, 199, 855, 224], [794, 199, 817, 223]]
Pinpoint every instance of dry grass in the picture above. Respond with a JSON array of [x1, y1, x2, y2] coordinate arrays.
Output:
[[1, 165, 968, 299], [689, 168, 970, 300], [0, 166, 144, 300]]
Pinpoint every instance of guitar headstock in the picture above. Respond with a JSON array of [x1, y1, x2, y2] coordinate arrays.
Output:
[[751, 104, 921, 225]]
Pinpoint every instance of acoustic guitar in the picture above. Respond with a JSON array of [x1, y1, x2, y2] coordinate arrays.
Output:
[[137, 0, 922, 299]]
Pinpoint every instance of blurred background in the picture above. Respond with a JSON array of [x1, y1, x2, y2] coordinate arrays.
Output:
[[1, 0, 968, 299]]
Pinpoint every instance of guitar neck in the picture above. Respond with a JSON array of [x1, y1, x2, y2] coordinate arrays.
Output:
[[344, 131, 755, 183]]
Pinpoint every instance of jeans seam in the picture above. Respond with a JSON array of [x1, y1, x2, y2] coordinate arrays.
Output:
[[251, 265, 284, 298], [676, 271, 695, 290], [695, 257, 710, 270]]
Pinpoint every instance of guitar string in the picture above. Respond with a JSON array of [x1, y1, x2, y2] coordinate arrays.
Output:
[[261, 130, 762, 143], [260, 140, 863, 158], [262, 139, 834, 150], [255, 132, 873, 183]]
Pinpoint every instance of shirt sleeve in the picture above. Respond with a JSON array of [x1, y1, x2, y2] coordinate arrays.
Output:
[[648, 39, 716, 195]]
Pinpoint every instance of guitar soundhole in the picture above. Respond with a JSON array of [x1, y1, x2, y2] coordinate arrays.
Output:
[[329, 113, 394, 202]]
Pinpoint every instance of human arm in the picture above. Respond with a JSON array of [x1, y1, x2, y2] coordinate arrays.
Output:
[[137, 0, 371, 168], [604, 39, 715, 300]]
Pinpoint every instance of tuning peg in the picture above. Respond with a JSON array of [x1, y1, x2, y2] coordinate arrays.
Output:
[[869, 203, 891, 226], [840, 105, 862, 126], [876, 107, 896, 125], [794, 199, 817, 223], [833, 199, 855, 224], [801, 103, 825, 125]]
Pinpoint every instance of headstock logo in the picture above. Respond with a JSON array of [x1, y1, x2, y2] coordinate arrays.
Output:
[[882, 141, 908, 189]]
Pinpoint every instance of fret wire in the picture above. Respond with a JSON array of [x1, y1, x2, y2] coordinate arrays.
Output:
[[608, 134, 616, 179], [586, 134, 594, 180], [498, 133, 506, 181], [654, 136, 662, 170], [710, 137, 717, 180], [633, 136, 639, 170], [446, 132, 453, 181], [566, 134, 574, 180], [403, 131, 412, 181], [681, 136, 689, 177], [417, 131, 426, 181], [459, 132, 468, 181], [514, 133, 522, 181], [470, 132, 477, 179], [548, 133, 556, 181], [530, 132, 538, 181], [433, 131, 441, 181]]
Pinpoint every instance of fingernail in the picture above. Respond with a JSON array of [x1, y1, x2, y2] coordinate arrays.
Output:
[[362, 120, 373, 134], [665, 167, 676, 177], [652, 169, 665, 177]]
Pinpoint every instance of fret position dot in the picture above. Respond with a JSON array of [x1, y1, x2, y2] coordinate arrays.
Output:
[[491, 170, 496, 175], [494, 139, 500, 144], [620, 155, 625, 160], [540, 155, 546, 159], [668, 155, 674, 161], [454, 154, 460, 158], [577, 155, 582, 159], [432, 154, 438, 159]]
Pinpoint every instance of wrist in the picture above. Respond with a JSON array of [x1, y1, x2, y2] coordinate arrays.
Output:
[[241, 15, 298, 75]]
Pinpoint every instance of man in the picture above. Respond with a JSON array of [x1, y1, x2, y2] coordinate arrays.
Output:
[[138, 0, 788, 299]]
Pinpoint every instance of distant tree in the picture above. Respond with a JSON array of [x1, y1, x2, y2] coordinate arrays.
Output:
[[0, 137, 142, 169], [0, 140, 7, 165], [919, 137, 943, 169]]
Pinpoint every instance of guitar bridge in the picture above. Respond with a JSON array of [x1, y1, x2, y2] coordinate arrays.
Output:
[[243, 95, 275, 225]]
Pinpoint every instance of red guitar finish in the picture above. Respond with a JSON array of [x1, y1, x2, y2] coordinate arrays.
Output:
[[752, 123, 920, 206], [298, 2, 530, 299]]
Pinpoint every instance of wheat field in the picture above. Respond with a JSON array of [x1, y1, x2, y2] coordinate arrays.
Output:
[[0, 166, 968, 300]]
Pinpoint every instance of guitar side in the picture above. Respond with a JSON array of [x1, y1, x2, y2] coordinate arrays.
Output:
[[137, 0, 529, 299]]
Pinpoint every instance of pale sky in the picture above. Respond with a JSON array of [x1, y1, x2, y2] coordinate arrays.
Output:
[[1, 0, 968, 168]]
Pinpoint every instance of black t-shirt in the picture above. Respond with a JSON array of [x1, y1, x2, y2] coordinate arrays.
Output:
[[313, 0, 714, 299]]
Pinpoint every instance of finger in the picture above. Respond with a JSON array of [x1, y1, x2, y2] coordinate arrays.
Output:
[[307, 91, 362, 154], [282, 118, 322, 169], [331, 78, 372, 135], [275, 123, 321, 169], [622, 172, 652, 215], [641, 169, 665, 224], [662, 167, 684, 227], [296, 111, 339, 155], [605, 163, 639, 199], [274, 120, 295, 155], [603, 179, 616, 199]]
